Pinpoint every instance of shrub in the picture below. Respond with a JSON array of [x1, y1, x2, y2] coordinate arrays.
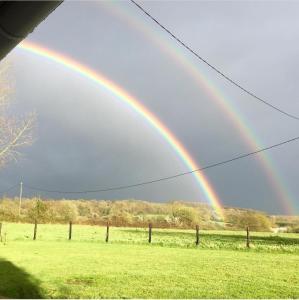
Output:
[[172, 206, 199, 227]]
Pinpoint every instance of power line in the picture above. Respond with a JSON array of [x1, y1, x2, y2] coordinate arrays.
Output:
[[130, 0, 299, 121], [23, 135, 299, 194], [0, 183, 19, 195]]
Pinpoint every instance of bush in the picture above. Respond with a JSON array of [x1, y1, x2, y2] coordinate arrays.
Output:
[[172, 206, 199, 227], [224, 208, 272, 231], [287, 226, 299, 233], [0, 199, 18, 221]]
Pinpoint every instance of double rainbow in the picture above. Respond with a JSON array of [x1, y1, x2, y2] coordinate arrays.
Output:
[[16, 41, 224, 218], [102, 1, 297, 214]]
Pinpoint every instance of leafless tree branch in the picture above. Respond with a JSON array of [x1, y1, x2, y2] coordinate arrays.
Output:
[[0, 61, 36, 168]]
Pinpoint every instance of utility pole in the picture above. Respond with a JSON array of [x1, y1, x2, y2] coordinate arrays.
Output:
[[18, 181, 23, 218]]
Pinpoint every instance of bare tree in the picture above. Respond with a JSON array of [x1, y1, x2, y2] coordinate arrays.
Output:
[[0, 61, 35, 168]]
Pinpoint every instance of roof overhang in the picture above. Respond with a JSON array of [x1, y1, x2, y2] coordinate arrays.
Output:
[[0, 1, 62, 61]]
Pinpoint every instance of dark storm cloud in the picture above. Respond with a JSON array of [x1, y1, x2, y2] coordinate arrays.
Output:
[[1, 1, 299, 214]]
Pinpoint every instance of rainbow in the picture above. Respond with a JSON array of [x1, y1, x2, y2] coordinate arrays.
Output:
[[16, 40, 224, 218], [102, 1, 297, 214]]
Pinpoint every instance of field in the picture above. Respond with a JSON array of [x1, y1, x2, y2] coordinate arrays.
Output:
[[0, 223, 298, 298]]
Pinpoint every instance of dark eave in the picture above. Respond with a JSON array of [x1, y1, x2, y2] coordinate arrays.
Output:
[[0, 1, 62, 61]]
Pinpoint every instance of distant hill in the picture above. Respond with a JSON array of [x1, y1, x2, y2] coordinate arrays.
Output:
[[0, 197, 298, 232]]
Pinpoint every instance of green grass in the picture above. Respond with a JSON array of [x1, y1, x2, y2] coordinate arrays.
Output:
[[2, 222, 299, 253], [0, 223, 298, 298]]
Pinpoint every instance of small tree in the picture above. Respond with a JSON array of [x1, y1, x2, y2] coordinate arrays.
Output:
[[28, 198, 48, 222]]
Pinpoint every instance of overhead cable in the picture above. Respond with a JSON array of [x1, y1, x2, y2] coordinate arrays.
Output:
[[23, 135, 299, 194], [130, 0, 299, 121]]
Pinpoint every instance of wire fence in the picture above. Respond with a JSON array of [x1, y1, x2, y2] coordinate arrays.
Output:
[[0, 222, 298, 253]]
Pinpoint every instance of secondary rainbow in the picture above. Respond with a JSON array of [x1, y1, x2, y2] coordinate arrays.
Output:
[[102, 1, 297, 214], [16, 40, 224, 218]]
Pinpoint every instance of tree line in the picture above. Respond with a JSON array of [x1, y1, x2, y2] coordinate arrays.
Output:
[[0, 197, 288, 232]]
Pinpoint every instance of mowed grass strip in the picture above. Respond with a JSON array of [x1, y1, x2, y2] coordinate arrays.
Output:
[[0, 240, 298, 299]]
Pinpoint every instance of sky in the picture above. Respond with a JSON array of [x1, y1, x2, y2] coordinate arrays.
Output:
[[1, 0, 299, 215]]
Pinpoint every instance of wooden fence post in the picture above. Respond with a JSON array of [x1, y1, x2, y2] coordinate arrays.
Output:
[[69, 221, 72, 240], [195, 224, 200, 246], [148, 223, 152, 243], [246, 226, 250, 248], [33, 220, 37, 240], [105, 222, 109, 243]]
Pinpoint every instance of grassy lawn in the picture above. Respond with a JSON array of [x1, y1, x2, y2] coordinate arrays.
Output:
[[0, 223, 298, 298], [1, 222, 299, 253]]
